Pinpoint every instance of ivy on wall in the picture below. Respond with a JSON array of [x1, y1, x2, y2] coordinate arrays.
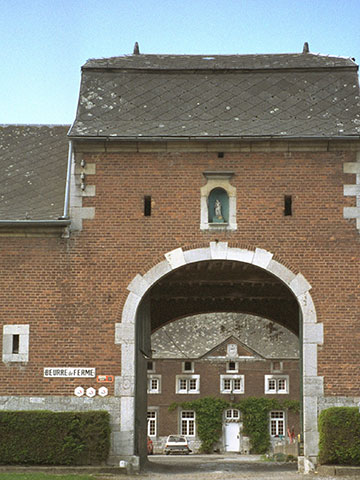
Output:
[[170, 396, 300, 454]]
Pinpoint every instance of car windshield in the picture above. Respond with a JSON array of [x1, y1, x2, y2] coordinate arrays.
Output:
[[168, 436, 186, 442]]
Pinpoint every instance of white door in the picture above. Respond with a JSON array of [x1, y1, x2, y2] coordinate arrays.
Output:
[[224, 422, 240, 452]]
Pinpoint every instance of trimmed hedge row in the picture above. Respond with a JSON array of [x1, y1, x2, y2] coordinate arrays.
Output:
[[0, 411, 110, 465], [319, 407, 360, 465]]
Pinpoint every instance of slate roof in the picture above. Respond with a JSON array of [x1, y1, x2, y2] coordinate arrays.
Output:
[[151, 313, 299, 359], [69, 52, 360, 139], [0, 125, 69, 220]]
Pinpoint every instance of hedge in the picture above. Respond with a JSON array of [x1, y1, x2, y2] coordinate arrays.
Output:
[[0, 411, 110, 465], [318, 407, 360, 465]]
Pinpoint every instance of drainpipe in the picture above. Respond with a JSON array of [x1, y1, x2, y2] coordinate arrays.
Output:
[[61, 140, 73, 219]]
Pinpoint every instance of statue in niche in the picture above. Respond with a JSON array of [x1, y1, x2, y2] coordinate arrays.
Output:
[[214, 199, 224, 222]]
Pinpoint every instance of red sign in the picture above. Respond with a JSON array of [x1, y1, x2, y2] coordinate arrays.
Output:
[[96, 375, 114, 383]]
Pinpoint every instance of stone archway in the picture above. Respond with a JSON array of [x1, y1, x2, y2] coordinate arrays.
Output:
[[115, 242, 323, 471]]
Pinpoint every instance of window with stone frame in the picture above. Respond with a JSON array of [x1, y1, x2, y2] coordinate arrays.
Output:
[[220, 374, 244, 394], [176, 374, 200, 394], [270, 411, 285, 437], [181, 411, 196, 436], [2, 325, 30, 363], [147, 375, 161, 394], [265, 375, 289, 394]]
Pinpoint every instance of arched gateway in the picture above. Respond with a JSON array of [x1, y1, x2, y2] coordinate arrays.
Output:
[[115, 242, 323, 471]]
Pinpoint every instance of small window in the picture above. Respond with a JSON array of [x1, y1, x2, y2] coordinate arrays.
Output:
[[284, 195, 292, 216], [147, 361, 155, 372], [265, 375, 289, 394], [12, 335, 20, 354], [144, 196, 152, 216], [147, 375, 161, 394], [176, 375, 200, 394], [181, 411, 196, 436], [183, 361, 194, 373], [2, 325, 29, 363], [271, 361, 283, 373], [225, 409, 240, 420], [270, 411, 285, 437], [226, 361, 238, 373], [147, 411, 157, 436], [220, 375, 244, 394]]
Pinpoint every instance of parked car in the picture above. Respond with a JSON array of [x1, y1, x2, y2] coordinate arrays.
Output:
[[164, 435, 191, 455], [147, 436, 154, 455]]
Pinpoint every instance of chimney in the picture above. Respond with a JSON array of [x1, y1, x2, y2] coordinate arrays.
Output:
[[133, 42, 140, 55], [302, 42, 309, 54]]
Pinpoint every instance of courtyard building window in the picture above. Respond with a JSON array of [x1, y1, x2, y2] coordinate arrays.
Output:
[[181, 411, 195, 436], [220, 374, 244, 394], [182, 361, 194, 373], [226, 361, 238, 372], [147, 375, 161, 394], [225, 409, 241, 420], [147, 411, 157, 436], [270, 411, 285, 437], [265, 375, 289, 394], [176, 374, 200, 394]]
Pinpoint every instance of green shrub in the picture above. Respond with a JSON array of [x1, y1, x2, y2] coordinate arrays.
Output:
[[318, 407, 360, 465], [0, 411, 110, 465]]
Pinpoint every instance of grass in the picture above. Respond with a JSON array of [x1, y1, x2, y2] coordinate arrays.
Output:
[[0, 475, 95, 480]]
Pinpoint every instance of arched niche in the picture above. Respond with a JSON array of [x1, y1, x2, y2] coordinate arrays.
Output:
[[208, 187, 229, 223], [200, 172, 237, 230]]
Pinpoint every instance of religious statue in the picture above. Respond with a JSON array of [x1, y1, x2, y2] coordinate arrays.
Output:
[[214, 199, 223, 220]]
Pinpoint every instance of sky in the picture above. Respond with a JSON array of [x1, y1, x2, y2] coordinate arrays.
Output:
[[0, 0, 359, 125]]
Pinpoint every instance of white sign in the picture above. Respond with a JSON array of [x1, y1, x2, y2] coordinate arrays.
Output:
[[86, 387, 96, 398], [74, 386, 85, 397], [98, 386, 108, 397], [43, 367, 96, 378]]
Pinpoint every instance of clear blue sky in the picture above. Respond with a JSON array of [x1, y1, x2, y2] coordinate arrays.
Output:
[[1, 0, 359, 125]]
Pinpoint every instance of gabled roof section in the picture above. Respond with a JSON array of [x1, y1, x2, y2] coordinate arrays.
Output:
[[0, 125, 69, 220], [202, 335, 263, 360], [69, 51, 360, 140], [151, 312, 299, 359]]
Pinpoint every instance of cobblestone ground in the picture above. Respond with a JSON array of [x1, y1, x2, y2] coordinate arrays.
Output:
[[97, 455, 356, 480]]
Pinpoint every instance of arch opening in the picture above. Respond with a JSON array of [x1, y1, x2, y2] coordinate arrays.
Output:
[[117, 245, 322, 472]]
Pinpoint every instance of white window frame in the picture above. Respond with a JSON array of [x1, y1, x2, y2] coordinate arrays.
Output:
[[147, 410, 157, 437], [147, 374, 161, 394], [226, 360, 238, 373], [176, 374, 200, 394], [225, 409, 241, 421], [2, 325, 29, 363], [220, 374, 244, 394], [181, 410, 196, 436], [265, 375, 289, 394], [270, 410, 285, 437], [182, 361, 194, 373]]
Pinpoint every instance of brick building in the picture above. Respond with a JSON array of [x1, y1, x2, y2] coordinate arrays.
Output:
[[0, 45, 360, 471], [147, 312, 300, 454]]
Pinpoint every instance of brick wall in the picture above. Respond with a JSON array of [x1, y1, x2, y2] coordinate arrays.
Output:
[[0, 148, 359, 396]]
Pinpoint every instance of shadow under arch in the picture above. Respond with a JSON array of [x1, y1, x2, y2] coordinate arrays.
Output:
[[116, 243, 323, 472]]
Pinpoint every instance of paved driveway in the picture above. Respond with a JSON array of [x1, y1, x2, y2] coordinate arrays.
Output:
[[122, 454, 345, 480]]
